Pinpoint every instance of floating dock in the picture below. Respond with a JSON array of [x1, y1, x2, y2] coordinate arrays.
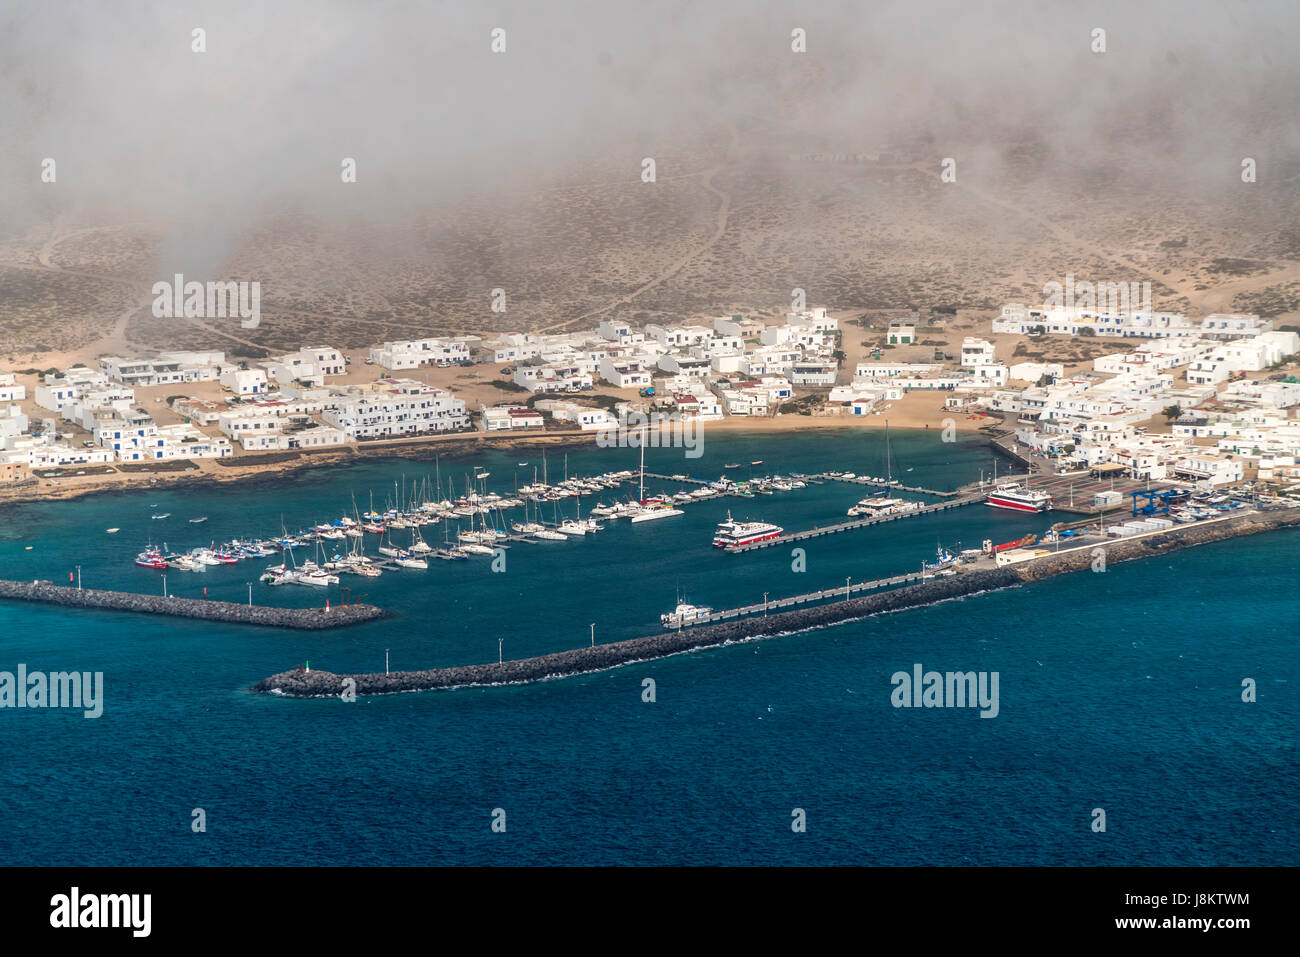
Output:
[[0, 579, 387, 630], [727, 494, 983, 552]]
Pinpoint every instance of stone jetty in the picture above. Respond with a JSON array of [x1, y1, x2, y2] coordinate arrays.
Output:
[[254, 506, 1300, 696], [0, 579, 387, 630]]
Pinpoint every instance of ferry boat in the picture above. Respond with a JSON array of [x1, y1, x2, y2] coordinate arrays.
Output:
[[847, 496, 921, 518], [661, 602, 713, 628], [985, 482, 1053, 512], [712, 511, 783, 548]]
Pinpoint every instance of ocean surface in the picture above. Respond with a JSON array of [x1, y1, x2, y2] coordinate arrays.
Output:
[[0, 428, 1295, 865]]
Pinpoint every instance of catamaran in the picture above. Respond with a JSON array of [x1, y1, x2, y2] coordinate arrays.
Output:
[[629, 440, 683, 523], [847, 496, 920, 518]]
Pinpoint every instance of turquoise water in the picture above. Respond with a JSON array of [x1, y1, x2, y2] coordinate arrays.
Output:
[[0, 429, 1296, 865]]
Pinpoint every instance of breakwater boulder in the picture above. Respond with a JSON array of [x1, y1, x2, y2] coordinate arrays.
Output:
[[0, 579, 387, 630], [253, 506, 1300, 696]]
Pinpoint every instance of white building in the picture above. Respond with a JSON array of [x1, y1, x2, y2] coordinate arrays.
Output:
[[482, 406, 545, 431], [323, 381, 469, 439], [789, 362, 837, 386], [1008, 362, 1063, 382], [513, 364, 593, 393], [887, 321, 916, 344], [261, 347, 346, 387], [1200, 314, 1272, 341], [657, 355, 712, 379], [0, 374, 27, 403], [99, 351, 225, 387], [369, 338, 470, 370], [219, 367, 269, 395], [598, 359, 653, 389], [960, 338, 997, 368]]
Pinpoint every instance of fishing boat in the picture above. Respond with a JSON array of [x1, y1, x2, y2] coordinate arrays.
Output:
[[712, 512, 783, 548], [923, 544, 959, 572], [724, 463, 742, 469], [151, 513, 170, 520], [985, 482, 1053, 512], [189, 516, 208, 524], [661, 602, 714, 628], [134, 548, 168, 569], [170, 554, 205, 572], [750, 460, 763, 466]]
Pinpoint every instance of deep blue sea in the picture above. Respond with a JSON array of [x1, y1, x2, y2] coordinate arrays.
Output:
[[0, 429, 1295, 865]]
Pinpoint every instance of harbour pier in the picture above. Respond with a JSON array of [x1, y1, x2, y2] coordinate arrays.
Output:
[[252, 505, 1300, 697], [0, 579, 387, 629], [672, 568, 940, 625]]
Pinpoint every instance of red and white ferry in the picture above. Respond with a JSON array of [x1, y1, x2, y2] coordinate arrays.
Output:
[[713, 511, 784, 548], [985, 482, 1053, 512]]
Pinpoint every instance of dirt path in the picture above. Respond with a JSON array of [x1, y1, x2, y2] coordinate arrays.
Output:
[[534, 164, 735, 334]]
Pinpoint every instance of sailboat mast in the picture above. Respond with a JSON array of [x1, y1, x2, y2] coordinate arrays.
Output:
[[885, 419, 892, 486]]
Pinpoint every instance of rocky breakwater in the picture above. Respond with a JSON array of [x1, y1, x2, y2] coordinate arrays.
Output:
[[253, 506, 1300, 696], [0, 579, 387, 630]]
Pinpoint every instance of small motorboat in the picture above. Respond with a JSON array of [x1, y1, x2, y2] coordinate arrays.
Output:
[[189, 516, 208, 524], [105, 528, 120, 534], [151, 513, 171, 520]]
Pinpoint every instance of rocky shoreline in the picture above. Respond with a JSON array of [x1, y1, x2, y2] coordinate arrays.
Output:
[[0, 579, 387, 629], [252, 506, 1300, 696]]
